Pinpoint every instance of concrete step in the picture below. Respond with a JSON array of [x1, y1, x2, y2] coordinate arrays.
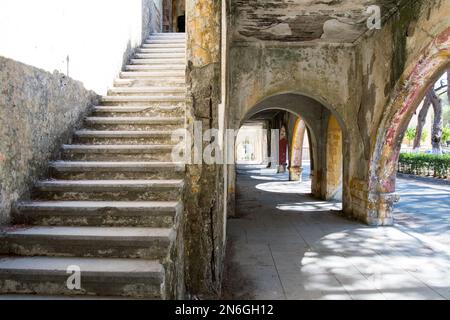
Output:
[[32, 179, 184, 201], [125, 65, 185, 71], [130, 58, 185, 65], [72, 130, 177, 145], [0, 256, 163, 298], [49, 161, 185, 180], [107, 86, 185, 96], [114, 78, 186, 87], [100, 96, 185, 106], [142, 43, 185, 49], [92, 105, 185, 117], [136, 48, 185, 54], [145, 39, 185, 44], [0, 226, 173, 259], [61, 144, 178, 161], [120, 71, 185, 80], [13, 201, 181, 227], [135, 50, 185, 56], [150, 32, 185, 37], [84, 116, 184, 131]]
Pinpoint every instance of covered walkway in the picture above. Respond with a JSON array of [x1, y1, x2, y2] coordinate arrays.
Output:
[[222, 165, 450, 300]]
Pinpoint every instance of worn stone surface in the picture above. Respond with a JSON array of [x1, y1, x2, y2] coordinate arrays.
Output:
[[231, 0, 411, 43], [0, 56, 98, 225], [184, 0, 225, 298]]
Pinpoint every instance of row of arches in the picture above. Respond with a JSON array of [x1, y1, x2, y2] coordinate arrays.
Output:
[[231, 25, 448, 222], [235, 102, 345, 206]]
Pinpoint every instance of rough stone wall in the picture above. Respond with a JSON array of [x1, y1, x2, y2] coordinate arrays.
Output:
[[142, 0, 163, 38], [0, 56, 98, 225], [184, 0, 225, 298]]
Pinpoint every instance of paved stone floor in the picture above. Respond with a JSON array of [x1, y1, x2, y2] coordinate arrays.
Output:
[[222, 164, 450, 300]]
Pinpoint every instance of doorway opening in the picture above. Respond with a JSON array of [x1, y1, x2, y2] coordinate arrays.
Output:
[[163, 0, 185, 33]]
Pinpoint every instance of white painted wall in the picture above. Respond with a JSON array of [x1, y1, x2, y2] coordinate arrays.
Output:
[[0, 0, 160, 94]]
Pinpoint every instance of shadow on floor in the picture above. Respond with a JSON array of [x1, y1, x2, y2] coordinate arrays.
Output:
[[221, 165, 450, 300]]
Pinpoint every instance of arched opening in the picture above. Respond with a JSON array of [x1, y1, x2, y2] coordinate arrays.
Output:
[[163, 0, 185, 33], [223, 95, 353, 299], [393, 69, 450, 235], [368, 27, 450, 225], [289, 118, 307, 181]]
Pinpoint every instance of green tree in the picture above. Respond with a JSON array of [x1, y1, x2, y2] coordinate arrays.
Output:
[[404, 128, 416, 147], [442, 127, 450, 145]]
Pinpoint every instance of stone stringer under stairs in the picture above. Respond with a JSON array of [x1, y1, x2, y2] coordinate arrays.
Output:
[[0, 33, 187, 299]]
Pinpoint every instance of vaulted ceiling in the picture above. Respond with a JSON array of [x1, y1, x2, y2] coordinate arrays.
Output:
[[231, 0, 411, 43]]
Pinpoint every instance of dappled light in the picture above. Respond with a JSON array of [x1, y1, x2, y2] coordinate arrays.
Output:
[[224, 165, 450, 300]]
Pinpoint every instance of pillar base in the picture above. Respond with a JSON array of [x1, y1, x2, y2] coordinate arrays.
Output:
[[289, 166, 303, 181], [366, 192, 400, 226]]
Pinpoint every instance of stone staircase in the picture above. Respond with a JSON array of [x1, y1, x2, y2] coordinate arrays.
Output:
[[0, 33, 186, 299]]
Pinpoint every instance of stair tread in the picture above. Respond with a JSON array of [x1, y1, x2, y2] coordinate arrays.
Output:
[[36, 179, 184, 187], [108, 87, 185, 92], [85, 116, 183, 123], [0, 226, 172, 239], [63, 144, 173, 149], [101, 95, 184, 98], [93, 106, 183, 112], [120, 71, 184, 76], [0, 256, 163, 274], [74, 130, 174, 136], [50, 161, 183, 168], [16, 200, 180, 210]]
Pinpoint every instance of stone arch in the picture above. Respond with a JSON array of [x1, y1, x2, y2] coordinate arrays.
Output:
[[238, 90, 347, 139], [289, 118, 306, 181], [237, 92, 349, 207], [368, 27, 450, 225]]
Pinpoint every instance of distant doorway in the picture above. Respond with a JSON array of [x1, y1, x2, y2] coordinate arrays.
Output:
[[177, 14, 185, 32], [163, 0, 185, 33]]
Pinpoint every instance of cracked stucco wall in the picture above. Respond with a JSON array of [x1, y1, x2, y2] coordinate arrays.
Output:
[[0, 56, 98, 225], [184, 0, 226, 298], [230, 0, 412, 43]]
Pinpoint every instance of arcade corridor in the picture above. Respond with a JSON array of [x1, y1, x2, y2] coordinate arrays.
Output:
[[223, 165, 450, 300]]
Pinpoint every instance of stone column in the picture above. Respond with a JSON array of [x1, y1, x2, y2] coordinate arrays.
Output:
[[289, 166, 303, 181], [270, 128, 279, 169], [185, 0, 224, 298]]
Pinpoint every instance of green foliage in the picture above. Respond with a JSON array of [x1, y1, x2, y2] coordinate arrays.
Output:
[[403, 128, 428, 145], [404, 128, 416, 143], [444, 106, 450, 128], [398, 153, 450, 179], [442, 127, 450, 144], [421, 129, 428, 143]]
